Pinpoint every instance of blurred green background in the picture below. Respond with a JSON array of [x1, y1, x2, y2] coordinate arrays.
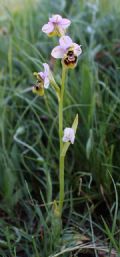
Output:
[[0, 0, 120, 256]]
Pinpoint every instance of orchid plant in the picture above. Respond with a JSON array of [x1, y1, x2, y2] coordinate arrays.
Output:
[[32, 14, 82, 217]]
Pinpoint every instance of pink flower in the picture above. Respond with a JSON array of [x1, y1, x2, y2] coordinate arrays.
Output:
[[32, 63, 50, 96], [62, 128, 75, 144], [51, 36, 82, 68], [42, 14, 71, 37]]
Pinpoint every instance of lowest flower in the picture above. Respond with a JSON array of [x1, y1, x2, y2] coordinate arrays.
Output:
[[62, 127, 75, 144]]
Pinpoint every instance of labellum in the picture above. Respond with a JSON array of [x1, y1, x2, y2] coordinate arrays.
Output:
[[63, 48, 77, 68], [32, 83, 44, 96]]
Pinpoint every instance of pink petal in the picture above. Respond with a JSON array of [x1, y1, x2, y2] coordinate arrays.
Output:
[[70, 133, 75, 144], [62, 135, 68, 143], [51, 46, 65, 59], [44, 77, 49, 89], [59, 36, 73, 50], [73, 43, 82, 56], [49, 14, 62, 24], [38, 72, 45, 80], [42, 22, 54, 34], [60, 18, 71, 29], [43, 63, 49, 75]]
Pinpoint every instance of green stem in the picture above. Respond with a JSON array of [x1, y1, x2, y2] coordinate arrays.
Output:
[[59, 66, 66, 215], [59, 155, 65, 215]]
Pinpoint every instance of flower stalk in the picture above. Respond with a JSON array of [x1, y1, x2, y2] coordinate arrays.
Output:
[[58, 66, 67, 215], [32, 14, 82, 218]]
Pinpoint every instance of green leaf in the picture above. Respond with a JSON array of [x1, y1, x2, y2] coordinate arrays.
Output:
[[86, 129, 94, 160]]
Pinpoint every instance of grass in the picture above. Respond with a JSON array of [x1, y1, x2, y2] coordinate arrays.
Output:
[[0, 0, 120, 256]]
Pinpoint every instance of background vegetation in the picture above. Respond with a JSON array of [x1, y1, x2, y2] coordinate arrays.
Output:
[[0, 0, 120, 256]]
